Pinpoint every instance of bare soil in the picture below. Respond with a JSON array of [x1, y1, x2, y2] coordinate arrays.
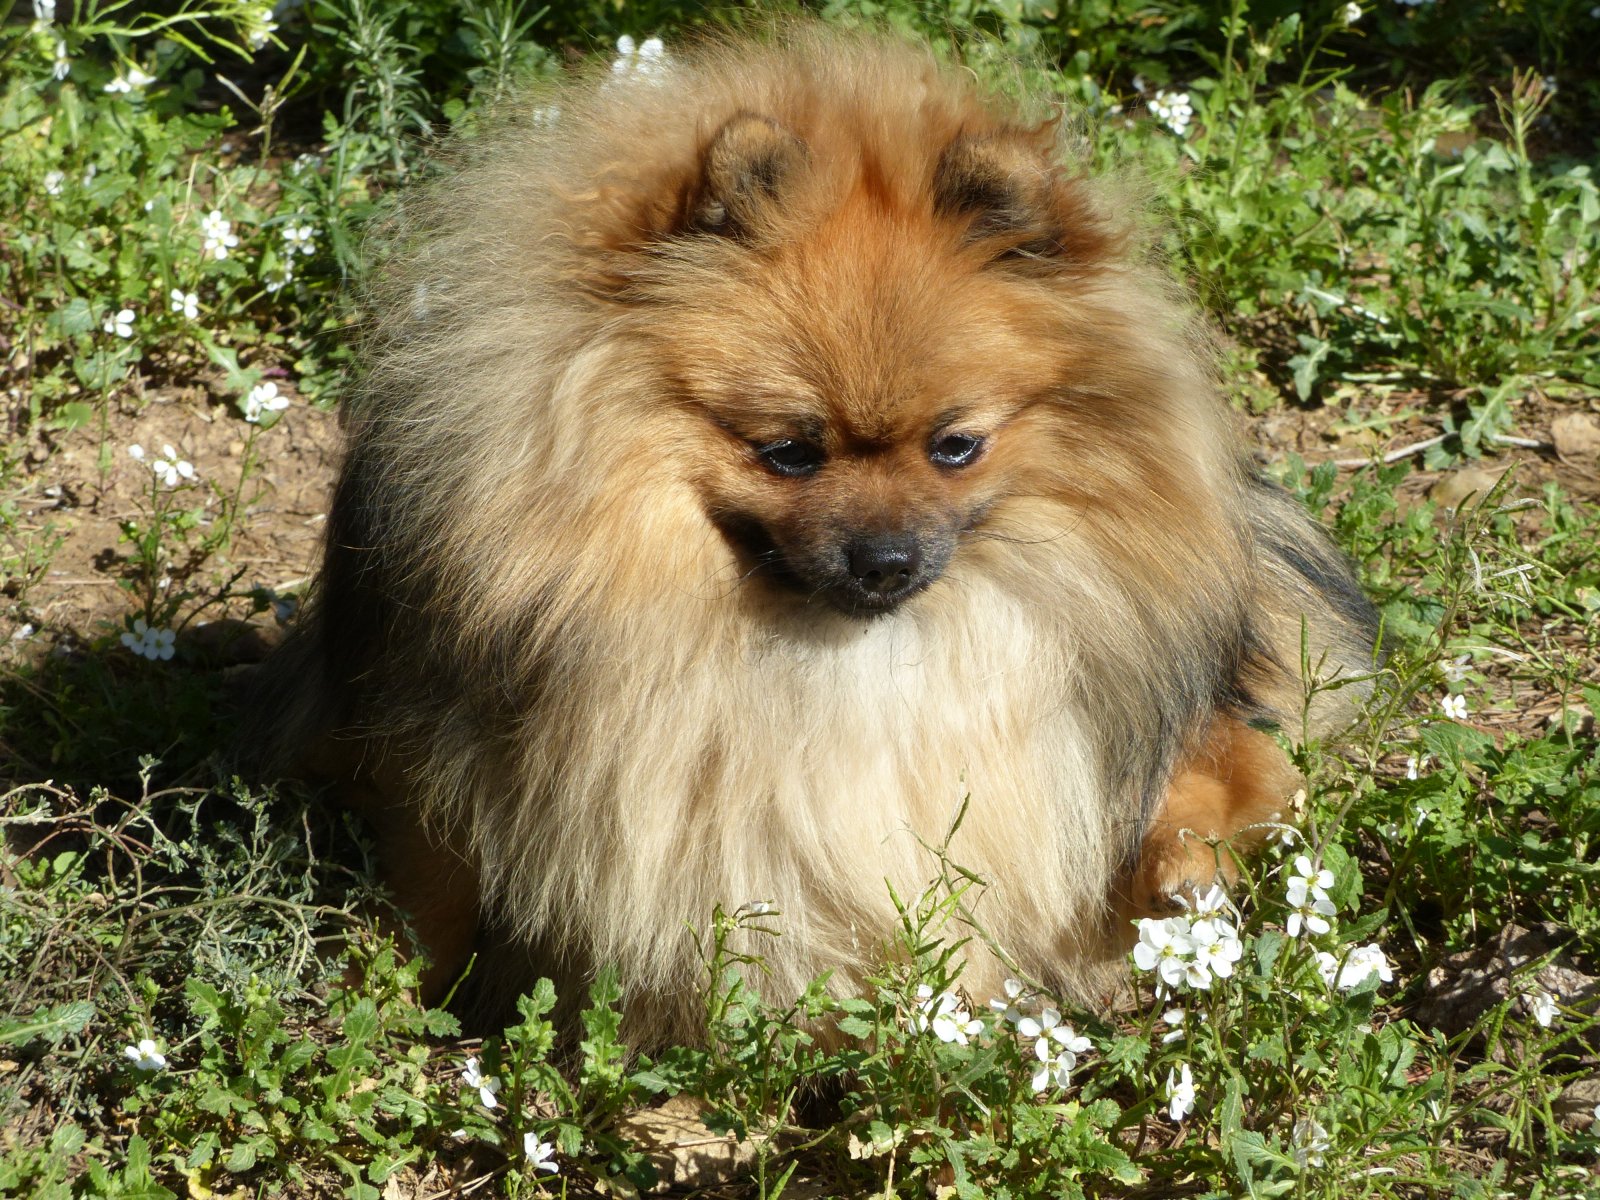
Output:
[[4, 381, 339, 653]]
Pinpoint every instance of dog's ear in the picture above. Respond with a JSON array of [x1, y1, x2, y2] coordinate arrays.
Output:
[[933, 132, 1110, 268], [689, 113, 808, 237]]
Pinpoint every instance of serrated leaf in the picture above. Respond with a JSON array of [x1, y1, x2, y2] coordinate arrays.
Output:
[[835, 1015, 874, 1039], [1420, 721, 1495, 765], [224, 1141, 257, 1173], [629, 1068, 675, 1094], [341, 998, 380, 1045]]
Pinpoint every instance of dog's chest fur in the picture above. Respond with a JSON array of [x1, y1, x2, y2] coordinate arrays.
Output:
[[478, 572, 1116, 1013]]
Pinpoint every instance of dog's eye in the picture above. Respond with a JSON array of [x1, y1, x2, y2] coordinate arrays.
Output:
[[756, 438, 825, 477], [929, 433, 985, 468]]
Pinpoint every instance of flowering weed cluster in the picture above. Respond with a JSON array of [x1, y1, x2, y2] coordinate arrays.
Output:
[[1132, 884, 1245, 993]]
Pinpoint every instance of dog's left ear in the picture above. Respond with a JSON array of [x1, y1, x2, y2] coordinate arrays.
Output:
[[689, 112, 809, 237], [933, 132, 1110, 268]]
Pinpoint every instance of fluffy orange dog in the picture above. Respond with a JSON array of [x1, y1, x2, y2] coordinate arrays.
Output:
[[260, 26, 1378, 1043]]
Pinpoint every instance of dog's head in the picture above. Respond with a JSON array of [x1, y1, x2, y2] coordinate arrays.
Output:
[[596, 107, 1145, 617], [538, 40, 1240, 624]]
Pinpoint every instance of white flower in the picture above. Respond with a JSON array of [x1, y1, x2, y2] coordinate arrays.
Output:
[[1441, 693, 1469, 721], [200, 210, 239, 260], [245, 4, 279, 49], [1525, 988, 1559, 1028], [460, 1056, 501, 1109], [523, 1133, 558, 1174], [128, 444, 145, 460], [930, 1000, 983, 1046], [1341, 1, 1362, 21], [150, 444, 197, 487], [739, 900, 773, 916], [1183, 883, 1236, 922], [102, 308, 135, 338], [120, 618, 177, 661], [1405, 755, 1423, 780], [1022, 1012, 1091, 1092], [104, 66, 154, 93], [1160, 1007, 1187, 1044], [908, 983, 935, 1031], [52, 39, 69, 80], [1164, 1062, 1196, 1121], [1017, 1007, 1089, 1058], [1189, 917, 1244, 981], [242, 380, 289, 423], [264, 260, 295, 293], [169, 289, 199, 320], [43, 169, 65, 196], [988, 977, 1025, 1024], [1289, 855, 1335, 897], [123, 1038, 168, 1070], [1149, 89, 1194, 136], [1315, 943, 1395, 991], [1132, 916, 1194, 989], [611, 33, 666, 77], [33, 0, 56, 22], [1287, 892, 1336, 938], [1293, 1117, 1330, 1169], [908, 986, 981, 1044], [1030, 1046, 1076, 1093], [1286, 856, 1337, 937], [281, 222, 316, 256]]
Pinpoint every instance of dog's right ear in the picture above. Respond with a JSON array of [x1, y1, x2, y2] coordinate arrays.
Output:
[[688, 113, 808, 237]]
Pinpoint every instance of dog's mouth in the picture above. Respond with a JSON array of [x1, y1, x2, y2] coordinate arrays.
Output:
[[713, 514, 941, 617]]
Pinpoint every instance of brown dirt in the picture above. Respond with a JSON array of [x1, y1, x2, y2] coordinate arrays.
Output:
[[3, 380, 338, 653]]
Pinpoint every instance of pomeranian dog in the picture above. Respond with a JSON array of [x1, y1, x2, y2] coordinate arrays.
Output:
[[259, 24, 1378, 1044]]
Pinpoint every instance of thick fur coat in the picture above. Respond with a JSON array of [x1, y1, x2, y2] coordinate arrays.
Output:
[[258, 26, 1379, 1044]]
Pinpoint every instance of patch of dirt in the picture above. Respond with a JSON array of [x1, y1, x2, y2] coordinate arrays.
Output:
[[1249, 385, 1600, 506], [4, 380, 338, 650], [1250, 383, 1600, 743]]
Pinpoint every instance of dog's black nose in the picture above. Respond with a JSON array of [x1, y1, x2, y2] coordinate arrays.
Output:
[[847, 536, 922, 597]]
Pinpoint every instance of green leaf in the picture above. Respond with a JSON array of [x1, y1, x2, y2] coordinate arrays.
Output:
[[835, 1015, 874, 1039], [224, 1140, 257, 1173], [1288, 334, 1330, 402], [629, 1067, 678, 1094], [1420, 721, 1495, 766], [342, 997, 380, 1046], [0, 1000, 95, 1047], [121, 1135, 179, 1199]]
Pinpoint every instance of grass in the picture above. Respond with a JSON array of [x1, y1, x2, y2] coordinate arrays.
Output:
[[2, 0, 1599, 1196]]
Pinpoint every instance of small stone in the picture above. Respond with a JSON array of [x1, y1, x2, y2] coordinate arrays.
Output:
[[1551, 413, 1600, 463], [1429, 466, 1510, 511]]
